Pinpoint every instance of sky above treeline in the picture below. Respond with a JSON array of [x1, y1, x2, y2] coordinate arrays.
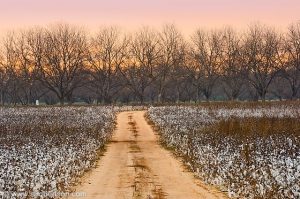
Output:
[[0, 0, 299, 36]]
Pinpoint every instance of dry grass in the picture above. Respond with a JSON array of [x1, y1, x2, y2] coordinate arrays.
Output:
[[155, 100, 300, 109], [213, 117, 300, 138]]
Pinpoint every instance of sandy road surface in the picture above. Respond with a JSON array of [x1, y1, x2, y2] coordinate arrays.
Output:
[[69, 111, 227, 199]]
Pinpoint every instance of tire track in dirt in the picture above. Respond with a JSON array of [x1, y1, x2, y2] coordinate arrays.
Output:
[[127, 113, 166, 199], [68, 111, 227, 199]]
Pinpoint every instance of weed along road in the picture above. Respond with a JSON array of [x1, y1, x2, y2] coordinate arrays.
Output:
[[69, 111, 227, 199]]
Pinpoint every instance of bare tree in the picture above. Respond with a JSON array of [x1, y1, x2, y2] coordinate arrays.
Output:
[[189, 29, 224, 101], [120, 27, 161, 103], [156, 24, 185, 103], [1, 33, 24, 104], [26, 28, 51, 103], [15, 31, 43, 105], [281, 22, 300, 99], [0, 22, 300, 104], [269, 76, 290, 100], [31, 24, 88, 105], [88, 26, 128, 104], [221, 27, 245, 100], [169, 41, 188, 103], [0, 53, 6, 105], [243, 24, 281, 101]]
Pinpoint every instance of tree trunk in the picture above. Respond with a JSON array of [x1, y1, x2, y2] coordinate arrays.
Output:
[[261, 91, 266, 102], [196, 86, 200, 103], [157, 93, 162, 104], [59, 98, 65, 105], [290, 85, 298, 100], [0, 89, 3, 106], [139, 94, 144, 104], [176, 89, 180, 104], [203, 88, 211, 102]]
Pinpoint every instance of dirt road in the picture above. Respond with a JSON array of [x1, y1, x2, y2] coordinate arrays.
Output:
[[69, 111, 227, 199]]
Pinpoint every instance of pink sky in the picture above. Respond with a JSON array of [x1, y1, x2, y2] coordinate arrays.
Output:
[[0, 0, 299, 36]]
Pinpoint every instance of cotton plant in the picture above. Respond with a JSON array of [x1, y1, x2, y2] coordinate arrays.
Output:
[[147, 106, 300, 199], [0, 107, 116, 199]]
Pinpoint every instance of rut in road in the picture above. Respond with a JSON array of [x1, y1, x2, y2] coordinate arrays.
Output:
[[69, 111, 227, 199]]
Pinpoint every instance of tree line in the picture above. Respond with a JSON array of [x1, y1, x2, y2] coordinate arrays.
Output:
[[0, 22, 299, 105]]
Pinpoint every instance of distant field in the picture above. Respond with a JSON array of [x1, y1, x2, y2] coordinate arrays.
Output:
[[147, 102, 300, 198]]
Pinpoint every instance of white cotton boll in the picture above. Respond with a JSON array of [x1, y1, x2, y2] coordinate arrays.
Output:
[[297, 164, 300, 172], [285, 157, 294, 168], [287, 138, 293, 148], [228, 186, 236, 198], [271, 168, 279, 178], [0, 107, 116, 198], [147, 106, 300, 199], [34, 182, 42, 190], [50, 180, 56, 189]]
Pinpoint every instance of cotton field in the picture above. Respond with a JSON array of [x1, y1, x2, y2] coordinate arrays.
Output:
[[147, 104, 300, 199], [0, 107, 116, 199]]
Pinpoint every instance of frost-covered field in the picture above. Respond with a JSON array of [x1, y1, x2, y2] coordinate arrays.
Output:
[[148, 105, 300, 199], [0, 107, 116, 199]]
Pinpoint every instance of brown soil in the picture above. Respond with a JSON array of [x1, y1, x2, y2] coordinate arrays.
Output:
[[68, 111, 228, 199]]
